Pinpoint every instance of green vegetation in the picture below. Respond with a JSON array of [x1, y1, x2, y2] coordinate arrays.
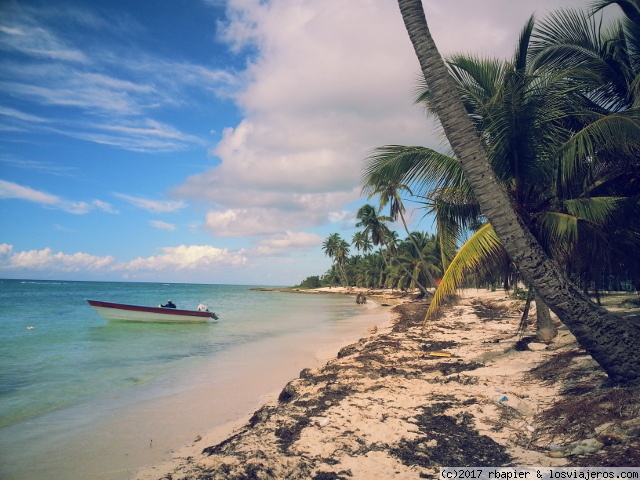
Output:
[[396, 0, 640, 382], [302, 0, 640, 382]]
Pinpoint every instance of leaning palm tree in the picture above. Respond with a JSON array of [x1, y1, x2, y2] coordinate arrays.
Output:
[[397, 0, 640, 382], [372, 9, 638, 340]]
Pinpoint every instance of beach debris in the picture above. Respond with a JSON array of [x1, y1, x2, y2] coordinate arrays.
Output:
[[428, 351, 452, 358], [597, 433, 626, 446], [299, 367, 315, 379], [194, 435, 202, 442], [526, 342, 548, 351], [278, 381, 300, 403], [315, 417, 330, 428], [546, 438, 605, 458]]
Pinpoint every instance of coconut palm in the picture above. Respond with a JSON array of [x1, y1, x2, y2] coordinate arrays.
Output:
[[356, 204, 428, 295], [322, 233, 350, 287], [362, 174, 438, 290], [397, 0, 640, 382], [377, 7, 638, 323], [351, 230, 373, 256]]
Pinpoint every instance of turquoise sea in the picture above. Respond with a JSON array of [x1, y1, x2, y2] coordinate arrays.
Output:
[[0, 279, 386, 480]]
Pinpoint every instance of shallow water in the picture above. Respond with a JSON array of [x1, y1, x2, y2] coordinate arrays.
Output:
[[0, 280, 388, 479]]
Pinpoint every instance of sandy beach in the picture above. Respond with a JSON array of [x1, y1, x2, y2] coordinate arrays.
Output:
[[134, 287, 640, 479]]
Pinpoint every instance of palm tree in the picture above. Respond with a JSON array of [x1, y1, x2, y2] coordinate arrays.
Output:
[[352, 230, 373, 255], [362, 174, 438, 290], [356, 204, 429, 295], [397, 0, 640, 382], [322, 233, 350, 287], [375, 7, 638, 338]]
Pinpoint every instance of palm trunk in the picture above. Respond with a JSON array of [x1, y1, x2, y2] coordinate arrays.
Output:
[[398, 0, 640, 383], [534, 290, 557, 342]]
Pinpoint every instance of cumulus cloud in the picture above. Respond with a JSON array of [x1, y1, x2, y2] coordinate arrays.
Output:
[[0, 243, 249, 275], [172, 0, 432, 236], [0, 244, 115, 271], [117, 245, 247, 271], [254, 230, 323, 255], [114, 193, 187, 213], [171, 0, 593, 242]]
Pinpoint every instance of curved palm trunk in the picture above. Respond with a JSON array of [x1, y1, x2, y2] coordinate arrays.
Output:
[[398, 0, 640, 383]]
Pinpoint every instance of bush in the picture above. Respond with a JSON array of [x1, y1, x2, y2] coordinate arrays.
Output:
[[297, 275, 322, 289]]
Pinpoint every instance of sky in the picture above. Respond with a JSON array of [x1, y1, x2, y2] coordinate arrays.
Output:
[[0, 0, 600, 285]]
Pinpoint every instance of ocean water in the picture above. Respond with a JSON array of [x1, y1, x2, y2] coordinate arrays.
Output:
[[0, 279, 387, 479]]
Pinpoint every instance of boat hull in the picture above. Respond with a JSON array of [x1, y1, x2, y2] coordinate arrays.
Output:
[[87, 300, 213, 323]]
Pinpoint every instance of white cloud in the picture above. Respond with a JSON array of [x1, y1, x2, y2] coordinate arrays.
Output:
[[0, 243, 248, 275], [114, 193, 187, 213], [254, 230, 323, 255], [0, 179, 118, 215], [117, 245, 247, 271], [150, 220, 176, 231], [0, 178, 60, 204], [0, 179, 92, 214], [0, 244, 115, 272], [202, 188, 356, 237], [179, 0, 557, 240], [92, 199, 119, 214]]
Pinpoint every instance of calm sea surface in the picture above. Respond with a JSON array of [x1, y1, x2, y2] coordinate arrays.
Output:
[[0, 279, 381, 479]]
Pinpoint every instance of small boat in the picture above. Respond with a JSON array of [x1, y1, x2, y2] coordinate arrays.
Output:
[[87, 300, 218, 323]]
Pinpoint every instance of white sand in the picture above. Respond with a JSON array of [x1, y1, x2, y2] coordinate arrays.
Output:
[[134, 288, 589, 479]]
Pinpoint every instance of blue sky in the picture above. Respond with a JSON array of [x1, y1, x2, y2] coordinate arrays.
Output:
[[1, 0, 594, 285]]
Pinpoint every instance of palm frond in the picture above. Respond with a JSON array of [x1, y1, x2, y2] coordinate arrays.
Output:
[[425, 224, 507, 321], [363, 145, 469, 198]]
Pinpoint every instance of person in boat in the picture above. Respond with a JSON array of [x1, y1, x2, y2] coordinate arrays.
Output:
[[162, 299, 176, 308], [197, 304, 209, 312]]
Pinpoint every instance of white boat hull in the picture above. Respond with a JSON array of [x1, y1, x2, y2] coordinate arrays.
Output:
[[87, 300, 214, 323]]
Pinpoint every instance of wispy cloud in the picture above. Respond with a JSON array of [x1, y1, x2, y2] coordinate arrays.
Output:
[[0, 2, 238, 153], [0, 154, 77, 176], [114, 193, 187, 213], [0, 179, 117, 214], [150, 220, 176, 231], [92, 199, 119, 214]]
